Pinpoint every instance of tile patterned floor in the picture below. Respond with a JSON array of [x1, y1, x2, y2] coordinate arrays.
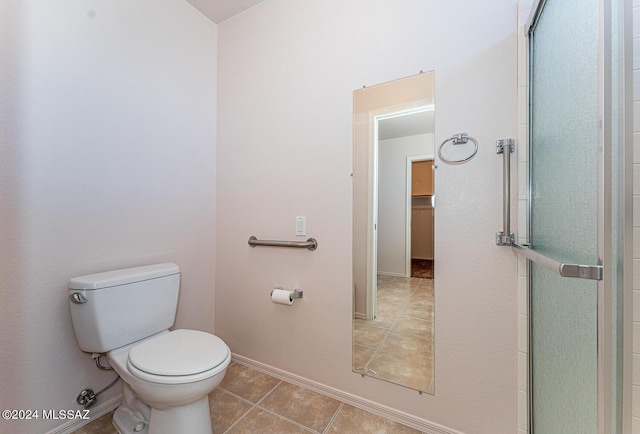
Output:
[[353, 275, 434, 393], [72, 362, 425, 434]]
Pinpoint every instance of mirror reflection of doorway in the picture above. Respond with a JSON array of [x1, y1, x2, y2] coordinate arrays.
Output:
[[354, 108, 435, 393], [352, 71, 436, 393], [375, 111, 434, 287], [409, 159, 434, 280]]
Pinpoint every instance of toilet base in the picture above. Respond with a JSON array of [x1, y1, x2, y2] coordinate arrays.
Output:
[[111, 383, 213, 434], [112, 383, 150, 434], [113, 406, 148, 434], [148, 395, 212, 434]]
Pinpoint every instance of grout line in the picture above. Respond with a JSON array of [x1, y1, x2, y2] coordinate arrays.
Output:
[[366, 304, 406, 370], [253, 405, 321, 434], [254, 379, 283, 406], [217, 386, 262, 408], [221, 404, 255, 434], [220, 379, 283, 434], [322, 402, 345, 434], [362, 277, 411, 372], [358, 275, 433, 392]]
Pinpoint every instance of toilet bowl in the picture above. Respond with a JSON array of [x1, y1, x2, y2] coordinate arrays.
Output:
[[107, 330, 230, 434], [67, 263, 231, 434]]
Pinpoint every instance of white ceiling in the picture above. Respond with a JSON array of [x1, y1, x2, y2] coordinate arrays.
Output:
[[378, 110, 435, 141], [186, 0, 264, 23]]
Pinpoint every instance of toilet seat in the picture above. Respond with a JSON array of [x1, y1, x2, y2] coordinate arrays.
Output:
[[126, 329, 230, 384]]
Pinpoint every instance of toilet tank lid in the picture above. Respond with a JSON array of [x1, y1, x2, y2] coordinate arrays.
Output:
[[68, 263, 180, 290]]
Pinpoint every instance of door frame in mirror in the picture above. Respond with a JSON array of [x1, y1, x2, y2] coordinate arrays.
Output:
[[406, 153, 435, 278], [367, 107, 435, 321], [353, 71, 435, 322]]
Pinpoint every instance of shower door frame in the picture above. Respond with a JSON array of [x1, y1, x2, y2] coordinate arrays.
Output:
[[524, 0, 633, 432]]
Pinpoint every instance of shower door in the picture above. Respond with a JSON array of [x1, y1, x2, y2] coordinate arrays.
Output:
[[525, 0, 628, 432]]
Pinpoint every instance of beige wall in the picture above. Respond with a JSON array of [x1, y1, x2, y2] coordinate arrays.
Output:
[[0, 2, 217, 433], [216, 1, 519, 433]]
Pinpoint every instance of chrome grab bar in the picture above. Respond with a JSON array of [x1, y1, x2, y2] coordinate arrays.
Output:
[[494, 136, 602, 281], [248, 236, 318, 251], [496, 138, 515, 245], [511, 243, 603, 281]]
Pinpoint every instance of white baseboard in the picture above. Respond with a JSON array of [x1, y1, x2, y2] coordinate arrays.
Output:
[[231, 353, 462, 434], [354, 312, 366, 319], [377, 271, 408, 277], [47, 395, 121, 434]]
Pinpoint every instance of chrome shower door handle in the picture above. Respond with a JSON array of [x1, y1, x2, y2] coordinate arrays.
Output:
[[512, 243, 603, 281]]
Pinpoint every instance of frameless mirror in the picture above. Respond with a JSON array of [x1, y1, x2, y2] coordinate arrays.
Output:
[[352, 72, 435, 394]]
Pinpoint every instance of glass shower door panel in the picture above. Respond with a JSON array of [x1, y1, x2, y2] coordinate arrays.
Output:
[[530, 0, 599, 432]]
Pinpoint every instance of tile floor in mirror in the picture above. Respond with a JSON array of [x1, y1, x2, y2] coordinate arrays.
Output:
[[72, 362, 425, 434], [353, 275, 434, 394]]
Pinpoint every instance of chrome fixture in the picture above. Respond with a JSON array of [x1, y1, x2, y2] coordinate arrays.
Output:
[[437, 132, 478, 165], [69, 292, 87, 304], [496, 138, 515, 246], [76, 389, 97, 408], [248, 236, 318, 251], [495, 137, 603, 281], [270, 287, 304, 300]]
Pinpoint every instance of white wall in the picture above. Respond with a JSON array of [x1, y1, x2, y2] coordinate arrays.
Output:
[[377, 133, 434, 276], [0, 2, 217, 433], [216, 1, 519, 433]]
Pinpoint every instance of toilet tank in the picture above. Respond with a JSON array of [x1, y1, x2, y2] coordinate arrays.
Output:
[[68, 263, 180, 353]]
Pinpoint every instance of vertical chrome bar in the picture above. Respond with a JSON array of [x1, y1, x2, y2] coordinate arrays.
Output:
[[496, 138, 515, 245], [598, 0, 609, 430], [619, 0, 634, 432]]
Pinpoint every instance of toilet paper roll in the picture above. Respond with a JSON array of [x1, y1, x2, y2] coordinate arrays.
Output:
[[271, 289, 294, 306]]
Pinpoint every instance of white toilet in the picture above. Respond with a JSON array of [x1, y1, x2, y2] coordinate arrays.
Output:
[[68, 263, 230, 434]]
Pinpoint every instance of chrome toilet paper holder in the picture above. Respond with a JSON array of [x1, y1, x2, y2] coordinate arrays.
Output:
[[271, 287, 304, 299]]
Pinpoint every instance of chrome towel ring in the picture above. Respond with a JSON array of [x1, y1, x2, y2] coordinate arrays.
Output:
[[437, 133, 478, 165]]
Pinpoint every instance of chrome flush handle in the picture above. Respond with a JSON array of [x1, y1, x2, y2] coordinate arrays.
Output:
[[69, 292, 87, 304]]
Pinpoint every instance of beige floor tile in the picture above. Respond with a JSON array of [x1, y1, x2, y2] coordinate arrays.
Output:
[[367, 349, 432, 392], [209, 388, 252, 433], [219, 362, 281, 403], [388, 285, 415, 294], [402, 304, 432, 320], [228, 408, 308, 434], [71, 410, 117, 434], [377, 275, 397, 285], [260, 382, 341, 432], [369, 311, 398, 329], [72, 364, 427, 434], [327, 404, 422, 434], [411, 293, 433, 304], [376, 292, 407, 307], [352, 344, 376, 370], [351, 274, 435, 392], [381, 283, 414, 294], [392, 316, 432, 336], [353, 320, 389, 348], [376, 302, 405, 316], [379, 331, 433, 355]]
